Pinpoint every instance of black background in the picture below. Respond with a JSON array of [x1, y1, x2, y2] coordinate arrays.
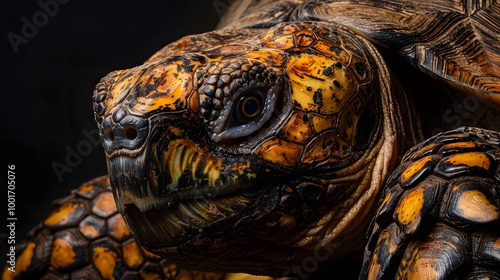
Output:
[[1, 0, 225, 267]]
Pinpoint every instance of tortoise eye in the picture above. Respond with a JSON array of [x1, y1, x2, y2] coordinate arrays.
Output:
[[237, 92, 264, 121]]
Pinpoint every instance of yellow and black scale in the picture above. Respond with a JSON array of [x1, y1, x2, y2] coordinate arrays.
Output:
[[362, 127, 500, 279]]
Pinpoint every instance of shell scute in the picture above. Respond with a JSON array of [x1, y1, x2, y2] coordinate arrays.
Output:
[[363, 127, 500, 279]]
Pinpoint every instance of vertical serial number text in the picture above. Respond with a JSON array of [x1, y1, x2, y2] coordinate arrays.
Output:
[[7, 165, 16, 272]]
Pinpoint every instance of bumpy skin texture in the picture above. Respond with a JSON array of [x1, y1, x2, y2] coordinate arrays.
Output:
[[0, 176, 229, 280], [361, 127, 500, 279], [91, 21, 406, 277]]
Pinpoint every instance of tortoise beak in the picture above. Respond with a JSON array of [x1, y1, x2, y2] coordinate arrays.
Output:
[[105, 153, 149, 213], [104, 121, 281, 249]]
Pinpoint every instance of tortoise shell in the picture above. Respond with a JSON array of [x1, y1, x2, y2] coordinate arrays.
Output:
[[361, 126, 500, 279], [0, 176, 231, 280]]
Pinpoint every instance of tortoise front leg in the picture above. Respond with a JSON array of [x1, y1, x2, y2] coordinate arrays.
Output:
[[360, 126, 500, 280]]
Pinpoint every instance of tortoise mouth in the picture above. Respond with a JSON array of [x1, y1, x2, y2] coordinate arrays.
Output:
[[121, 185, 277, 249], [105, 134, 283, 250]]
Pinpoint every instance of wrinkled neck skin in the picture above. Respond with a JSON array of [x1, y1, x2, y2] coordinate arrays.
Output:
[[94, 20, 420, 277]]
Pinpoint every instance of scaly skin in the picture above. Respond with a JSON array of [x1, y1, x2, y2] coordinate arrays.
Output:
[[91, 21, 414, 276], [361, 127, 500, 279]]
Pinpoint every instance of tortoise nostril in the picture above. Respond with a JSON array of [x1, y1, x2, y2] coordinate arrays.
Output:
[[124, 126, 138, 140], [100, 114, 147, 154], [104, 128, 115, 141]]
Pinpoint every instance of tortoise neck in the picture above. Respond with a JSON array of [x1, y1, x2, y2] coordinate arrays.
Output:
[[302, 37, 421, 261]]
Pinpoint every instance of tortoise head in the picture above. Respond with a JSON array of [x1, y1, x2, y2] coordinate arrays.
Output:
[[93, 22, 410, 275]]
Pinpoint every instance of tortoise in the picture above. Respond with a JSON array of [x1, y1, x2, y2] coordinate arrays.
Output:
[[3, 0, 500, 279]]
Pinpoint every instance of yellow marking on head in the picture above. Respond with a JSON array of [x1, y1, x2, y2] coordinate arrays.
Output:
[[444, 152, 491, 170], [104, 69, 137, 116], [395, 187, 425, 232], [127, 59, 201, 114], [295, 30, 316, 48], [163, 139, 225, 189], [50, 236, 77, 270], [254, 138, 303, 167], [311, 40, 351, 64], [132, 62, 193, 113], [203, 158, 223, 187], [310, 114, 337, 135], [400, 155, 433, 183], [163, 140, 200, 189], [457, 189, 500, 223], [244, 49, 287, 66], [169, 127, 185, 137], [92, 247, 117, 280], [230, 161, 257, 181], [123, 241, 144, 269], [263, 34, 295, 50], [280, 112, 313, 143], [246, 172, 257, 180], [286, 53, 356, 115]]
